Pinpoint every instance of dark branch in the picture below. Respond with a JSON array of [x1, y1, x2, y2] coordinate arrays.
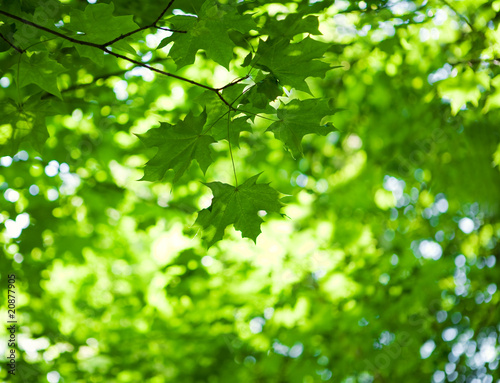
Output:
[[0, 32, 24, 53], [104, 49, 216, 92], [0, 8, 234, 107]]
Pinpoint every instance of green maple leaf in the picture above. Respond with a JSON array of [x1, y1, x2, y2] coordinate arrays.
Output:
[[251, 37, 331, 93], [158, 0, 255, 69], [262, 13, 321, 38], [196, 174, 282, 247], [16, 52, 66, 98], [138, 111, 215, 182], [68, 3, 139, 43], [267, 99, 337, 158], [67, 3, 139, 65]]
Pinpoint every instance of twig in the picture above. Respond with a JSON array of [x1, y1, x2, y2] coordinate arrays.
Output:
[[0, 32, 24, 53]]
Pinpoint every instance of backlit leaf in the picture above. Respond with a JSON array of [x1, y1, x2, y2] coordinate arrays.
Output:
[[251, 37, 331, 93], [196, 173, 282, 247], [16, 52, 66, 98], [138, 111, 215, 182], [267, 98, 337, 157], [158, 0, 255, 69]]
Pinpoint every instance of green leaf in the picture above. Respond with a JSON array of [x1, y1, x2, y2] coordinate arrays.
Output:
[[158, 0, 255, 69], [138, 111, 215, 182], [67, 2, 138, 64], [74, 45, 105, 66], [262, 13, 321, 38], [196, 173, 282, 247], [68, 3, 139, 44], [252, 37, 330, 93], [16, 52, 66, 98], [267, 98, 337, 157]]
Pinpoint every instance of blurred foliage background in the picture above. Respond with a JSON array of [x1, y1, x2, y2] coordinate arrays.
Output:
[[1, 0, 500, 382]]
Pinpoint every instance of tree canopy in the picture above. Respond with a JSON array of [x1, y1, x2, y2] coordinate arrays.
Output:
[[0, 0, 500, 382]]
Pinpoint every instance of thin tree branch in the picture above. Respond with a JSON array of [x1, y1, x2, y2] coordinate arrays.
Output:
[[0, 32, 24, 53], [0, 9, 233, 107], [104, 50, 212, 90], [108, 50, 231, 107]]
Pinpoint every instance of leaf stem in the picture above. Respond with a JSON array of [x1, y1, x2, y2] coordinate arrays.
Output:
[[227, 109, 238, 187], [16, 55, 22, 105], [237, 109, 279, 122]]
